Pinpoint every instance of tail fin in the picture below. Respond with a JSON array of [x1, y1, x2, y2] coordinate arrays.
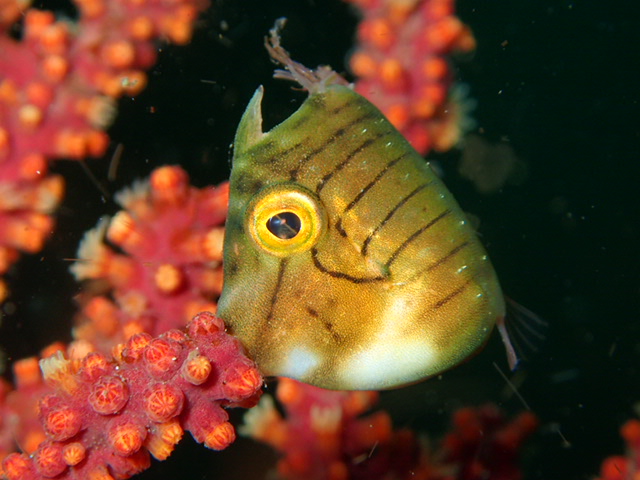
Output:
[[496, 297, 548, 370]]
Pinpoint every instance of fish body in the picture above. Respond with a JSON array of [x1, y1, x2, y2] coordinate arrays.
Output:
[[218, 84, 504, 390]]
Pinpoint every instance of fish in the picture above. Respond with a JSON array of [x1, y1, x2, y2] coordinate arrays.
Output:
[[217, 23, 510, 390]]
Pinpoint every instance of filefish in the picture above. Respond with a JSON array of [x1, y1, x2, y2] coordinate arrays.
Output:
[[217, 29, 511, 390]]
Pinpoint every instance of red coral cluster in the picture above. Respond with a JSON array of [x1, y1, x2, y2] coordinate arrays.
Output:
[[71, 165, 228, 350], [1, 312, 262, 480], [345, 0, 475, 155], [441, 405, 538, 480], [596, 419, 640, 480], [241, 378, 537, 480], [0, 0, 209, 300]]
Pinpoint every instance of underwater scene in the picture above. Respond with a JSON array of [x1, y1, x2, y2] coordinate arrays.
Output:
[[0, 0, 638, 479]]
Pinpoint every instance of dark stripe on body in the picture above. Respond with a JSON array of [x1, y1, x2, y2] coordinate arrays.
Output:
[[334, 151, 411, 237], [261, 141, 305, 165], [343, 151, 411, 213], [315, 131, 388, 193], [385, 209, 452, 268], [432, 279, 471, 309], [401, 241, 472, 285], [361, 182, 432, 256], [311, 247, 386, 283], [289, 112, 378, 179], [426, 241, 470, 272], [265, 259, 288, 323]]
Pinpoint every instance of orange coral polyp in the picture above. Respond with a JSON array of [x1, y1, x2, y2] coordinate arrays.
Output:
[[13, 356, 42, 388], [108, 421, 146, 456], [43, 406, 82, 441], [34, 442, 67, 477], [349, 51, 377, 79], [122, 332, 153, 361], [425, 0, 454, 19], [102, 40, 136, 69], [74, 0, 106, 18], [222, 365, 263, 400], [204, 422, 236, 450], [379, 58, 407, 91], [85, 296, 120, 337], [24, 10, 55, 37], [79, 351, 112, 382], [276, 378, 304, 406], [425, 16, 463, 51], [154, 263, 183, 294], [19, 153, 48, 180], [184, 300, 218, 324], [146, 421, 183, 460], [621, 419, 640, 446], [360, 18, 395, 51], [40, 24, 69, 54], [62, 442, 86, 466], [143, 338, 182, 377], [1, 453, 32, 480], [341, 390, 378, 417], [18, 104, 43, 129], [25, 81, 54, 106], [108, 211, 143, 249], [3, 216, 41, 251], [128, 16, 154, 40], [86, 130, 110, 156], [385, 103, 410, 131], [188, 311, 225, 336], [55, 130, 88, 158], [420, 83, 447, 106], [88, 375, 129, 415], [181, 352, 212, 385], [165, 6, 198, 44], [203, 228, 225, 262], [150, 165, 189, 205], [599, 455, 628, 480], [42, 55, 69, 82], [412, 96, 437, 119], [422, 56, 448, 80], [144, 383, 185, 422]]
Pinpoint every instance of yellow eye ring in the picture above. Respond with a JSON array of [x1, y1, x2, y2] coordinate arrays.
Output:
[[246, 184, 326, 257]]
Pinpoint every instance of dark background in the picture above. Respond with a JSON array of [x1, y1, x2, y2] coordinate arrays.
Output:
[[1, 0, 639, 479]]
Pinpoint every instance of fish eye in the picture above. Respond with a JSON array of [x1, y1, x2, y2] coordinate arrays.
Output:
[[246, 184, 326, 257], [266, 211, 302, 239]]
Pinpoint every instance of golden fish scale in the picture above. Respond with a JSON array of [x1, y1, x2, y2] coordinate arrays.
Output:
[[220, 85, 504, 389]]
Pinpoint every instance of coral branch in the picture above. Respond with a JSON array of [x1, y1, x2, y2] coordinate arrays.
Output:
[[596, 419, 640, 480], [0, 0, 210, 300], [242, 378, 537, 480], [1, 312, 262, 480], [71, 166, 228, 351], [345, 0, 475, 155]]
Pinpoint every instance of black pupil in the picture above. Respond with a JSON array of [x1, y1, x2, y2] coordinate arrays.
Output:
[[266, 212, 301, 240]]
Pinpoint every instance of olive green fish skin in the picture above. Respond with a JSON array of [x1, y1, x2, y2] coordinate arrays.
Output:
[[219, 84, 504, 390]]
